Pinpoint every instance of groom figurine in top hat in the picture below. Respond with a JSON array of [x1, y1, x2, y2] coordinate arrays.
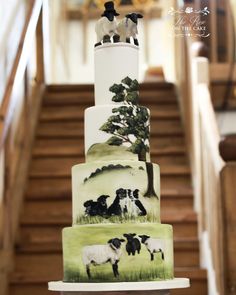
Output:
[[95, 1, 120, 47]]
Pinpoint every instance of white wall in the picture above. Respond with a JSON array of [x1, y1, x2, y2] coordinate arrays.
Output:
[[48, 0, 175, 83], [0, 0, 26, 103]]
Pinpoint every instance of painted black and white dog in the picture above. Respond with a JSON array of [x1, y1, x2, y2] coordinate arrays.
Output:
[[107, 188, 127, 216], [126, 189, 147, 216], [107, 188, 147, 217]]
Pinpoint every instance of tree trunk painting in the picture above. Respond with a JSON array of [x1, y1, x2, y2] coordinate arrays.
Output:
[[138, 151, 157, 198], [138, 149, 147, 162], [144, 162, 158, 198]]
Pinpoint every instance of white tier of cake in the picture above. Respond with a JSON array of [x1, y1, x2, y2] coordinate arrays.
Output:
[[94, 43, 139, 105], [72, 160, 160, 225], [84, 105, 150, 162]]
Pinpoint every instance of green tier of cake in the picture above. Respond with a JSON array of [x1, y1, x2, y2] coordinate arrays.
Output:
[[72, 160, 160, 224], [63, 223, 174, 282]]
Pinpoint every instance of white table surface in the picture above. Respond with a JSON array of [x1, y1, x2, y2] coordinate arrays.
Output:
[[48, 278, 190, 292]]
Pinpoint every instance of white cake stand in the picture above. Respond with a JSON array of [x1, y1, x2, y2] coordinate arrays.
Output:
[[48, 278, 190, 295]]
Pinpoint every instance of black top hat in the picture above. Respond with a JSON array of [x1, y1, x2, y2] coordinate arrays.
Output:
[[101, 1, 119, 16]]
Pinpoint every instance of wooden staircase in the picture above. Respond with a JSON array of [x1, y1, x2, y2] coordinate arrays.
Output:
[[9, 82, 208, 295]]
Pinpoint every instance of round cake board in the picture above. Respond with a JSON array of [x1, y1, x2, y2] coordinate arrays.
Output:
[[48, 278, 190, 294]]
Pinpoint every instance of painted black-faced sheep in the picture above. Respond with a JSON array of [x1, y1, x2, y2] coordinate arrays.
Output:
[[82, 237, 125, 278], [95, 1, 120, 47], [107, 188, 127, 216], [83, 195, 110, 217], [123, 233, 141, 256], [117, 13, 143, 46], [139, 235, 165, 261]]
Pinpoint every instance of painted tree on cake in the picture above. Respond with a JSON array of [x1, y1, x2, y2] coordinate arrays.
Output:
[[100, 76, 157, 198]]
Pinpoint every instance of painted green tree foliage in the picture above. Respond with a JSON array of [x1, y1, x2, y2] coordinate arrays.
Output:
[[100, 77, 157, 198], [100, 76, 149, 161]]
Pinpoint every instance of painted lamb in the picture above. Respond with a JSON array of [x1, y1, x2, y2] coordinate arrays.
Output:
[[123, 233, 141, 256], [82, 237, 125, 278], [117, 13, 143, 46], [139, 235, 165, 261]]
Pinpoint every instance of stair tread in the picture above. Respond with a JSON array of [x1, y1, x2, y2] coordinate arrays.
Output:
[[32, 138, 186, 157], [29, 157, 190, 178], [20, 204, 197, 225], [25, 176, 192, 199], [9, 267, 206, 284], [16, 236, 199, 254], [33, 147, 186, 158], [46, 82, 174, 93], [26, 180, 193, 201], [36, 118, 183, 137], [39, 106, 180, 122]]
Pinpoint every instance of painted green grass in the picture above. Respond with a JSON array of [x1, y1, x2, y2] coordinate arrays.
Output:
[[86, 143, 138, 162], [63, 223, 173, 283], [75, 212, 157, 225]]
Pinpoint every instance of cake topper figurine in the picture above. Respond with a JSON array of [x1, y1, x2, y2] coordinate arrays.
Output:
[[95, 1, 120, 47], [117, 13, 143, 46]]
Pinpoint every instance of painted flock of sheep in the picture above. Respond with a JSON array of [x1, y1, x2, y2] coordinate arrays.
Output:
[[82, 233, 165, 279], [95, 1, 143, 47]]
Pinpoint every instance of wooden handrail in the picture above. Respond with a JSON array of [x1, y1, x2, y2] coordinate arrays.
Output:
[[0, 0, 43, 148], [197, 83, 224, 170], [0, 1, 46, 292]]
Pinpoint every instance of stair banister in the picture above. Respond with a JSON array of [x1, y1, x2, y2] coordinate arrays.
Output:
[[173, 2, 236, 292], [0, 0, 46, 294], [191, 57, 226, 295]]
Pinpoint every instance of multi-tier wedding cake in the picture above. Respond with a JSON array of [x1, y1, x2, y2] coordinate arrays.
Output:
[[62, 2, 174, 283]]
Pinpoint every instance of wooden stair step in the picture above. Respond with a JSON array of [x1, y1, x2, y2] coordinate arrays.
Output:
[[39, 106, 180, 122], [29, 157, 190, 178], [19, 217, 197, 247], [43, 89, 177, 108], [21, 200, 197, 225], [9, 268, 207, 295], [16, 242, 199, 272], [20, 202, 197, 238], [37, 121, 84, 139], [38, 112, 181, 123], [25, 178, 72, 200], [40, 106, 85, 121], [31, 154, 187, 167], [43, 91, 178, 107], [25, 189, 193, 211], [25, 177, 192, 201], [151, 136, 186, 152], [33, 139, 84, 157], [16, 225, 199, 253], [161, 174, 192, 188], [32, 136, 186, 158], [25, 176, 192, 200], [16, 237, 198, 254], [36, 120, 183, 139], [9, 265, 203, 283], [21, 198, 194, 226], [46, 82, 174, 92]]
